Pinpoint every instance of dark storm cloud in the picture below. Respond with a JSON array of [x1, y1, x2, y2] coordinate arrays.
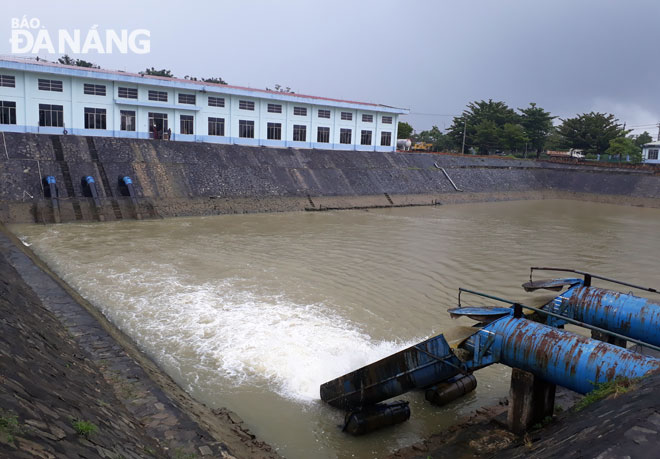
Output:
[[2, 0, 658, 134]]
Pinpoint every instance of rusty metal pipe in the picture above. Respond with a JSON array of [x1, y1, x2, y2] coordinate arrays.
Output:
[[551, 285, 660, 347], [476, 317, 660, 394]]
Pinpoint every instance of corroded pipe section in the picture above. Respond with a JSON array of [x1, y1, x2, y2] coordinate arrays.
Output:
[[549, 285, 660, 347], [477, 317, 660, 394], [320, 334, 463, 409]]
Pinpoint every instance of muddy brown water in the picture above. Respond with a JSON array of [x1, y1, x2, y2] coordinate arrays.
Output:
[[10, 200, 660, 458]]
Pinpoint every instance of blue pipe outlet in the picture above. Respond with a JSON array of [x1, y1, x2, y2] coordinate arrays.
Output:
[[547, 285, 660, 347]]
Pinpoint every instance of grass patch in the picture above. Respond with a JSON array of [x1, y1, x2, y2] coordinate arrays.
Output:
[[0, 410, 21, 445], [574, 377, 637, 412], [531, 415, 554, 430], [72, 420, 98, 438]]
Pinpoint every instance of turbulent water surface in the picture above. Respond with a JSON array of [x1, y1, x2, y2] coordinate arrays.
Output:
[[11, 200, 660, 458]]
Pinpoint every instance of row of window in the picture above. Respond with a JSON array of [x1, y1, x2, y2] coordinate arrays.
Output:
[[1, 75, 394, 124], [0, 100, 393, 145]]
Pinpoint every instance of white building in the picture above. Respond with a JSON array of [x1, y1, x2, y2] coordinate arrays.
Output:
[[0, 57, 408, 152], [642, 141, 660, 164]]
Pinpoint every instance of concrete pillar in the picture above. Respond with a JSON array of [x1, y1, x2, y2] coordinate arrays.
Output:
[[507, 368, 556, 434]]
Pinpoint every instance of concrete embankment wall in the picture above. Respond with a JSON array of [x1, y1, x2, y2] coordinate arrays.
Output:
[[0, 132, 659, 223]]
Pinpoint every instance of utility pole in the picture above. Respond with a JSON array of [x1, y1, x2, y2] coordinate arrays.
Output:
[[461, 117, 467, 154], [657, 122, 660, 141]]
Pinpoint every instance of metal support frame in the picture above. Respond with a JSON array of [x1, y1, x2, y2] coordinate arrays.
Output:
[[529, 267, 658, 294], [458, 287, 660, 353]]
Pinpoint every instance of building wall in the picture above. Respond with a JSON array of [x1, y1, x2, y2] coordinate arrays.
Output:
[[642, 146, 660, 164], [0, 65, 401, 152]]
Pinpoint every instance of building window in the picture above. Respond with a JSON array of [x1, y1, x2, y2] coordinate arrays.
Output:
[[178, 93, 196, 105], [267, 122, 281, 140], [38, 79, 63, 92], [118, 87, 138, 99], [83, 83, 106, 96], [341, 112, 352, 121], [208, 96, 225, 107], [208, 117, 225, 136], [360, 130, 372, 145], [0, 101, 16, 125], [239, 100, 255, 111], [318, 109, 330, 119], [84, 107, 106, 130], [380, 131, 392, 146], [382, 116, 392, 124], [293, 125, 307, 142], [148, 90, 168, 102], [180, 115, 194, 135], [0, 75, 16, 88], [362, 114, 373, 123], [317, 126, 330, 143], [340, 128, 352, 144], [148, 112, 168, 139], [38, 104, 64, 127], [293, 107, 307, 116], [649, 149, 659, 160], [120, 110, 136, 131], [268, 103, 282, 114], [239, 120, 254, 138]]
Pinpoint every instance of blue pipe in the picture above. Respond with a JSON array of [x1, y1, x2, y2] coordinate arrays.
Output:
[[85, 176, 95, 185], [122, 176, 132, 185], [547, 285, 660, 347], [476, 316, 660, 394], [46, 176, 56, 185]]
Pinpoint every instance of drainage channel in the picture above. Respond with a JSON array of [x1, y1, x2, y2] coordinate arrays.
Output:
[[51, 136, 83, 220], [86, 137, 123, 220]]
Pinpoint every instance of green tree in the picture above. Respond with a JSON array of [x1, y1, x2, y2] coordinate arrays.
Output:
[[632, 131, 653, 149], [606, 137, 640, 163], [543, 127, 564, 151], [415, 126, 454, 151], [142, 67, 174, 77], [398, 121, 413, 139], [58, 54, 98, 68], [447, 100, 519, 154], [518, 103, 555, 157], [500, 123, 529, 152], [203, 77, 227, 85], [473, 120, 501, 154], [184, 75, 228, 85], [556, 112, 627, 155], [266, 84, 294, 93]]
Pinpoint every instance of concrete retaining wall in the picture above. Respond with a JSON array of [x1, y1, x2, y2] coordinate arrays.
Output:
[[0, 132, 659, 223]]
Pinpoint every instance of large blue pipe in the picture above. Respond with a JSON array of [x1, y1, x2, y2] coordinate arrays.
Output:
[[548, 285, 660, 347], [479, 316, 660, 394]]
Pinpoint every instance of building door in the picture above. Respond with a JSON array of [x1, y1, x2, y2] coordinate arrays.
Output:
[[148, 112, 168, 139]]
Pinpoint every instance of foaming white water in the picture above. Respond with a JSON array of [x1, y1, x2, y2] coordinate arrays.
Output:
[[78, 269, 418, 403]]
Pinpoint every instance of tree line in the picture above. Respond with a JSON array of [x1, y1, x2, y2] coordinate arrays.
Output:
[[398, 99, 653, 162]]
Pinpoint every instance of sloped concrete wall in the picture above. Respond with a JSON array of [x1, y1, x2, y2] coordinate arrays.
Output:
[[0, 132, 658, 223]]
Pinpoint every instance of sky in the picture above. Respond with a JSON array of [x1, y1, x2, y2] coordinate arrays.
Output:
[[2, 0, 659, 136]]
